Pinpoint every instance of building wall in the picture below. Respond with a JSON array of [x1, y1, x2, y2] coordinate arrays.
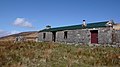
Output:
[[98, 28, 113, 44], [38, 28, 115, 44], [38, 29, 92, 43], [56, 28, 113, 44], [76, 29, 90, 43], [56, 31, 65, 42], [55, 29, 91, 44], [38, 32, 52, 42], [112, 30, 120, 43]]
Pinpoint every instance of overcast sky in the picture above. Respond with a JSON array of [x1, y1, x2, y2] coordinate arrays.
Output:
[[0, 0, 120, 37]]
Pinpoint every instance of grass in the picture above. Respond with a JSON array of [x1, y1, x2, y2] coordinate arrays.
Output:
[[0, 41, 120, 67]]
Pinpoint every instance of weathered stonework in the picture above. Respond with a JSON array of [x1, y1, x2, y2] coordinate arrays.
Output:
[[98, 28, 113, 44], [38, 32, 52, 42], [56, 31, 65, 42], [113, 30, 120, 43], [38, 27, 120, 45], [55, 29, 90, 44]]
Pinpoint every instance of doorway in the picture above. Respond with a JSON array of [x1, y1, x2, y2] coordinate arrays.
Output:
[[52, 31, 56, 42], [90, 30, 98, 44]]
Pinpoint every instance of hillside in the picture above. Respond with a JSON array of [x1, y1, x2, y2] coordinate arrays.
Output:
[[0, 31, 38, 41]]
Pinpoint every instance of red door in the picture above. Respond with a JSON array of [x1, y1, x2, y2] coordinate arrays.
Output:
[[91, 30, 98, 44]]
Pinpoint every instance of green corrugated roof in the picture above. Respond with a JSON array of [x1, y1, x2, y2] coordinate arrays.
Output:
[[39, 21, 109, 32]]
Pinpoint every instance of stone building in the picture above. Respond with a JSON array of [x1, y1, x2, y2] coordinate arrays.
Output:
[[14, 31, 39, 42], [38, 20, 120, 45]]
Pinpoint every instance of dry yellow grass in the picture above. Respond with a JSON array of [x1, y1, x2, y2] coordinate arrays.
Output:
[[0, 41, 120, 67]]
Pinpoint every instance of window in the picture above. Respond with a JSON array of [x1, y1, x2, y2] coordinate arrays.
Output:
[[64, 31, 67, 39], [43, 33, 46, 39]]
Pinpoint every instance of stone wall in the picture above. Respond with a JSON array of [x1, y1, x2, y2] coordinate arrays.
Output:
[[56, 31, 65, 42], [38, 28, 118, 44], [56, 28, 113, 44], [76, 29, 90, 43], [56, 29, 90, 44], [98, 28, 113, 44], [38, 32, 52, 42], [112, 30, 120, 43]]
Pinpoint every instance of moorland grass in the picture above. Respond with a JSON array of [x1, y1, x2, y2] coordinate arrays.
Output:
[[0, 41, 119, 67]]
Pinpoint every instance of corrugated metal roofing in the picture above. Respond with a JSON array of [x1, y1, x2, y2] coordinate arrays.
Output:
[[39, 21, 109, 32]]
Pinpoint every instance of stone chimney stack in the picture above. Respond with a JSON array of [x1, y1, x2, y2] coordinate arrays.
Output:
[[82, 20, 87, 27], [46, 25, 51, 29], [106, 20, 114, 27]]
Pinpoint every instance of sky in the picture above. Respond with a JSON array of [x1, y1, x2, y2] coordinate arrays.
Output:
[[0, 0, 120, 37]]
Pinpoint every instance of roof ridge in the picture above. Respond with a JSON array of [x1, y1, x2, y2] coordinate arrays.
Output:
[[39, 21, 109, 32], [50, 21, 109, 29]]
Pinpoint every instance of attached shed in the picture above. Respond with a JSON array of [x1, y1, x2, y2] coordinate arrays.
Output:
[[38, 20, 117, 44]]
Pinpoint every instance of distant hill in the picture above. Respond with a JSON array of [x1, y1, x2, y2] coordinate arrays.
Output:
[[0, 31, 38, 41]]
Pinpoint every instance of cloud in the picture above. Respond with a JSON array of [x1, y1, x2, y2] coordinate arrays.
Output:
[[10, 30, 21, 34], [0, 29, 21, 37], [13, 18, 33, 28], [0, 30, 10, 37]]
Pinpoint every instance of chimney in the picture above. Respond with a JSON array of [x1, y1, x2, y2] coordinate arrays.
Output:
[[82, 20, 87, 27], [46, 25, 51, 29], [106, 20, 114, 27]]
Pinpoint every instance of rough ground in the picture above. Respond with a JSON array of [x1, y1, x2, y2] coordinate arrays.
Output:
[[0, 41, 120, 67]]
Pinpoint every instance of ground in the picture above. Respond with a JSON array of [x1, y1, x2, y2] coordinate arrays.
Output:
[[0, 41, 120, 67]]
